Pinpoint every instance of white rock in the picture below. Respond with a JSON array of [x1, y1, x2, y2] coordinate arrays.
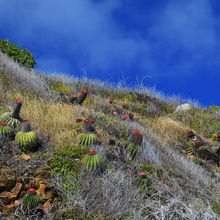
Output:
[[175, 103, 192, 112]]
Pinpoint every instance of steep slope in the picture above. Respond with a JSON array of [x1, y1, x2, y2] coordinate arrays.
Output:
[[0, 52, 220, 220]]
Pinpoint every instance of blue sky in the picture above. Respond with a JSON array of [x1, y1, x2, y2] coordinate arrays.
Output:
[[0, 0, 220, 106]]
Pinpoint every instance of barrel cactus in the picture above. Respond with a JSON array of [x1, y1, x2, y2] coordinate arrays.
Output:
[[77, 89, 88, 105], [126, 130, 143, 159], [0, 122, 12, 139], [77, 118, 97, 146], [70, 93, 78, 104], [137, 171, 152, 190], [108, 137, 116, 146], [22, 188, 40, 214], [15, 120, 38, 152], [0, 99, 23, 128], [82, 149, 102, 170]]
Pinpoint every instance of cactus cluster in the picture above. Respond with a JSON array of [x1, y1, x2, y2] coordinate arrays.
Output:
[[70, 89, 88, 105], [0, 99, 23, 128], [77, 118, 97, 146], [82, 149, 102, 170], [21, 188, 40, 214], [15, 120, 38, 152]]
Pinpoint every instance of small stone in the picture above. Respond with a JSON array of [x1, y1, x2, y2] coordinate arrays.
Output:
[[175, 103, 192, 113]]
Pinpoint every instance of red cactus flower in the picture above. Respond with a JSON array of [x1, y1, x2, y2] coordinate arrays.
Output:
[[108, 99, 114, 104], [84, 118, 91, 124], [132, 129, 139, 134], [135, 132, 143, 137], [121, 114, 129, 120], [72, 94, 77, 98], [217, 134, 220, 141], [27, 188, 37, 195], [0, 122, 7, 126], [122, 103, 129, 108], [140, 171, 147, 178], [16, 99, 22, 103], [95, 131, 100, 135], [188, 129, 193, 133], [88, 149, 96, 155], [21, 120, 29, 125], [112, 111, 117, 116], [81, 89, 88, 94], [0, 99, 3, 103], [76, 118, 82, 123]]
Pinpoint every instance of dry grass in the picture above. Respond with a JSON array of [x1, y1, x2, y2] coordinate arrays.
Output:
[[149, 117, 188, 145], [16, 93, 90, 147]]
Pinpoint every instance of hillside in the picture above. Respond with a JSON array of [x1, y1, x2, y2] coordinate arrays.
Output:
[[0, 51, 220, 220]]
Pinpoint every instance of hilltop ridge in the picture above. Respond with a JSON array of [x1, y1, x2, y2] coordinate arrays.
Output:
[[0, 51, 220, 219]]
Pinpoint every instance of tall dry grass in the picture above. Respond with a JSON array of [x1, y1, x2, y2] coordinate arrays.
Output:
[[17, 93, 90, 147], [149, 117, 188, 145]]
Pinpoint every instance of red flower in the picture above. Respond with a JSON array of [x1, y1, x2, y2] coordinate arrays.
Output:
[[122, 103, 129, 108], [188, 129, 193, 133], [121, 114, 129, 120], [0, 99, 3, 103], [116, 106, 120, 110], [88, 149, 96, 155], [108, 99, 114, 104], [16, 99, 22, 103], [81, 89, 88, 94], [95, 131, 99, 135], [91, 120, 96, 124], [76, 118, 82, 123], [72, 94, 77, 98], [112, 111, 117, 116], [135, 132, 143, 137], [0, 122, 7, 126], [132, 129, 139, 134], [140, 171, 147, 177], [217, 134, 220, 140], [27, 188, 37, 195], [21, 120, 29, 125], [84, 118, 91, 124]]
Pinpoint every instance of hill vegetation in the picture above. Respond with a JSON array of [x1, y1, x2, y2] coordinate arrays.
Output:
[[0, 51, 220, 219]]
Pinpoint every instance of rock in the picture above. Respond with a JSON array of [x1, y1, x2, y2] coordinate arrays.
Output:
[[0, 183, 22, 203], [175, 103, 192, 113]]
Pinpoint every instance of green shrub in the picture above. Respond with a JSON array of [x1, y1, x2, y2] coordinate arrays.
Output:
[[50, 82, 70, 95], [0, 39, 36, 68]]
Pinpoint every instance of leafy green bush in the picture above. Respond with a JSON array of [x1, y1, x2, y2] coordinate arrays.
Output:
[[0, 39, 36, 68]]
